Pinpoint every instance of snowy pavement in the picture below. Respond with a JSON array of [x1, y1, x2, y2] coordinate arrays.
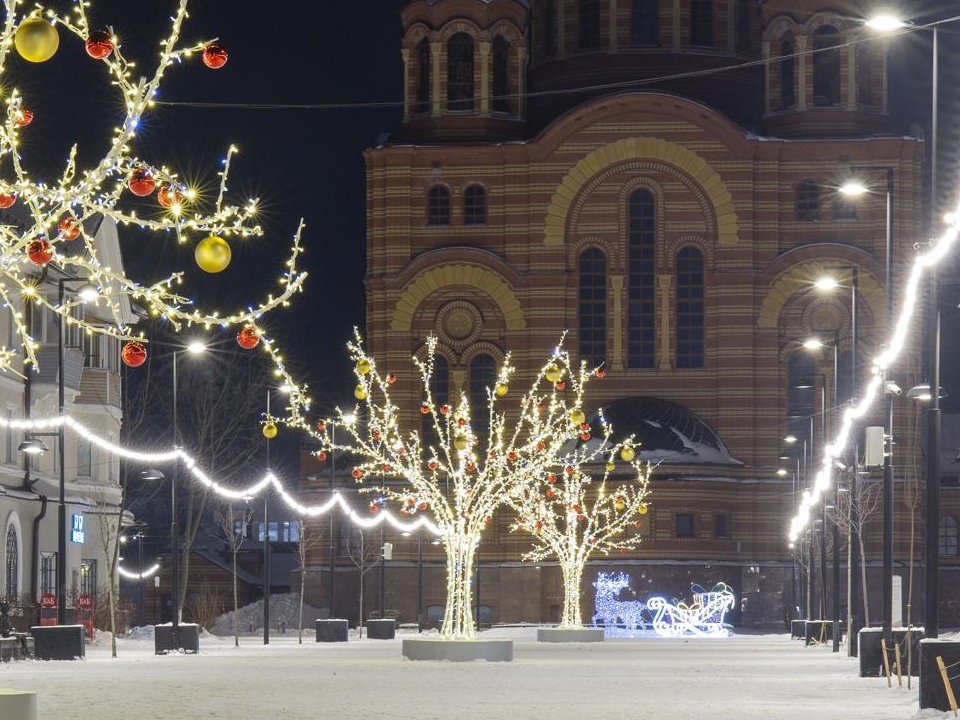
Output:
[[0, 628, 940, 719]]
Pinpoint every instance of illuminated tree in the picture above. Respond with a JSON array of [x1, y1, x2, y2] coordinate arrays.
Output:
[[507, 437, 651, 629], [0, 1, 306, 376], [274, 332, 621, 639]]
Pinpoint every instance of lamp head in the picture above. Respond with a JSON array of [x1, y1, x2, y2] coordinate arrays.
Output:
[[865, 14, 909, 31], [814, 277, 839, 291], [77, 283, 100, 303], [186, 340, 207, 355], [839, 181, 868, 197], [18, 438, 48, 455], [802, 338, 825, 350]]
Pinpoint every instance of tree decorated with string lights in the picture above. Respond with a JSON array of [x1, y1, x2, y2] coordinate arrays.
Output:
[[274, 332, 641, 639], [0, 0, 306, 376], [507, 432, 651, 629]]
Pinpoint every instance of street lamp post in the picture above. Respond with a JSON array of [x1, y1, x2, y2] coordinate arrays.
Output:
[[263, 390, 271, 646]]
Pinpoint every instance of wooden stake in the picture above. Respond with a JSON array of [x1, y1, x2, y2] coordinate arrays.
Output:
[[936, 655, 959, 716], [894, 641, 903, 688], [881, 638, 892, 688]]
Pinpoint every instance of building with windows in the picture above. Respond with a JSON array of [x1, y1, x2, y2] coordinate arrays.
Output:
[[298, 0, 956, 629], [0, 212, 137, 628]]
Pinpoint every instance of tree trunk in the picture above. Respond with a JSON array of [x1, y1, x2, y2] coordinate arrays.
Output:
[[559, 559, 586, 628], [906, 501, 916, 685], [108, 574, 117, 658], [298, 571, 305, 644], [858, 532, 870, 627], [232, 551, 239, 647], [359, 570, 364, 639], [846, 531, 853, 654], [440, 534, 478, 638]]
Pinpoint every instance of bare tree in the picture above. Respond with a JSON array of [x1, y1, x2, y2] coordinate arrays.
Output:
[[90, 487, 123, 658], [902, 403, 924, 684], [296, 519, 323, 643], [343, 526, 380, 638], [216, 502, 254, 647]]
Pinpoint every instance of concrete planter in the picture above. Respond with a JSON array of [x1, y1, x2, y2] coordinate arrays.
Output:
[[0, 636, 29, 661], [804, 620, 837, 645], [0, 690, 35, 720], [316, 619, 349, 643], [402, 637, 513, 662], [920, 638, 960, 712], [858, 628, 923, 678], [790, 619, 805, 640], [537, 627, 605, 643], [31, 625, 85, 660], [365, 619, 396, 640], [154, 624, 200, 655]]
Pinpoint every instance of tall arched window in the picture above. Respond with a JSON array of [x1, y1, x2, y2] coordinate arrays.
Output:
[[940, 516, 958, 556], [447, 33, 475, 111], [4, 522, 18, 599], [415, 38, 431, 115], [470, 354, 497, 437], [578, 248, 606, 368], [631, 0, 658, 46], [779, 35, 795, 109], [492, 36, 511, 114], [796, 180, 819, 221], [787, 352, 816, 447], [812, 26, 841, 107], [691, 0, 713, 47], [676, 247, 704, 368], [464, 185, 487, 225], [857, 41, 873, 106], [579, 0, 600, 50], [735, 0, 751, 53], [423, 355, 449, 448], [544, 0, 557, 56], [627, 189, 656, 368], [427, 186, 451, 226]]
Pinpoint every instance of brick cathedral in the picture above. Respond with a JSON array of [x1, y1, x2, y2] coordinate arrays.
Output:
[[299, 0, 945, 629]]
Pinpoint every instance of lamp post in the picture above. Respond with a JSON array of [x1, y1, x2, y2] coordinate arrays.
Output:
[[263, 389, 271, 646], [780, 449, 802, 617], [794, 376, 828, 620]]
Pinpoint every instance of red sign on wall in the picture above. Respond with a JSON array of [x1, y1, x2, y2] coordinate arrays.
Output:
[[77, 594, 93, 611], [40, 592, 57, 609]]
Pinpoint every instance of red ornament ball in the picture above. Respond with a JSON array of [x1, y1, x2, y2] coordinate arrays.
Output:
[[236, 325, 260, 349], [595, 369, 606, 379], [428, 461, 438, 471], [0, 192, 16, 209], [128, 168, 156, 196], [546, 488, 555, 498], [15, 109, 33, 127], [58, 216, 80, 241], [466, 461, 476, 472], [85, 30, 113, 59], [439, 404, 450, 415], [417, 501, 428, 511], [580, 432, 591, 441], [317, 421, 326, 432], [202, 43, 228, 69], [368, 503, 379, 515], [555, 381, 566, 391], [537, 403, 546, 413], [121, 341, 147, 368], [316, 451, 327, 461], [565, 465, 574, 475], [157, 183, 184, 208], [372, 430, 381, 441], [27, 239, 52, 265], [547, 474, 557, 484], [386, 373, 397, 384], [457, 417, 467, 427], [352, 468, 363, 479], [420, 402, 430, 415], [382, 463, 391, 472], [507, 451, 517, 461]]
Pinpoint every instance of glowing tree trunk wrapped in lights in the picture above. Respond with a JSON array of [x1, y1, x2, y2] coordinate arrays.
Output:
[[0, 1, 307, 375], [508, 415, 651, 629], [279, 332, 615, 639]]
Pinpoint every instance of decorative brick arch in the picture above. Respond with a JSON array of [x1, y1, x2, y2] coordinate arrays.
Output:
[[543, 138, 740, 247], [757, 260, 885, 329], [391, 264, 526, 331]]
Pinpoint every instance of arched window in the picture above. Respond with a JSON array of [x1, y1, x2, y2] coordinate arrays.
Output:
[[4, 521, 18, 599], [691, 0, 713, 47], [415, 38, 431, 115], [779, 36, 795, 109], [857, 41, 873, 106], [544, 0, 557, 56], [427, 186, 450, 226], [788, 353, 815, 416], [735, 0, 751, 53], [470, 354, 497, 437], [940, 516, 958, 556], [464, 185, 487, 225], [631, 0, 659, 46], [492, 36, 511, 114], [812, 26, 841, 107], [676, 247, 704, 368], [578, 248, 606, 368], [627, 189, 656, 369], [423, 355, 449, 448], [579, 0, 600, 50], [447, 33, 475, 111], [796, 180, 819, 221]]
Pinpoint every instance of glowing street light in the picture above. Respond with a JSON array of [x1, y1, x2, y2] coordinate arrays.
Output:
[[814, 277, 839, 291], [803, 338, 825, 350], [784, 435, 798, 444], [186, 340, 207, 355], [839, 181, 869, 197], [864, 15, 909, 32]]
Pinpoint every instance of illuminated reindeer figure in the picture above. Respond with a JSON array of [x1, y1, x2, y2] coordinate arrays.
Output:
[[591, 572, 647, 632]]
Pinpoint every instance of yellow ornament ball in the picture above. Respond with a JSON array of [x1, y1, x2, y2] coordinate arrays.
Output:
[[356, 358, 371, 376], [453, 434, 469, 452], [605, 461, 615, 472], [495, 383, 508, 397], [544, 364, 561, 383], [354, 384, 368, 401], [620, 446, 636, 462], [195, 236, 232, 273], [262, 422, 278, 439], [15, 19, 59, 63], [569, 409, 585, 425], [638, 504, 648, 515], [615, 500, 626, 512]]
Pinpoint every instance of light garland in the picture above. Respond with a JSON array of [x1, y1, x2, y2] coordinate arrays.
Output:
[[787, 205, 960, 541], [0, 1, 308, 377], [117, 563, 160, 580]]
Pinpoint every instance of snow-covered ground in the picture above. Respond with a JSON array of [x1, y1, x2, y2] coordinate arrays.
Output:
[[0, 628, 943, 719]]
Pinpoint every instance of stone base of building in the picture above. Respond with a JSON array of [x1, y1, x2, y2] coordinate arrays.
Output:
[[31, 625, 85, 660], [537, 627, 605, 643], [402, 637, 513, 662], [154, 624, 200, 655]]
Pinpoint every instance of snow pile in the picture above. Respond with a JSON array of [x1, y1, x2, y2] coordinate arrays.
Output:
[[211, 593, 328, 636], [125, 624, 155, 640]]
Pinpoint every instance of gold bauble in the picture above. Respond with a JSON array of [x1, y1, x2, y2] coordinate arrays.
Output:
[[544, 364, 561, 383], [638, 504, 648, 515], [453, 435, 469, 452], [569, 409, 585, 425], [605, 461, 615, 472], [614, 500, 626, 512], [354, 384, 368, 401], [620, 446, 636, 462], [495, 383, 508, 397], [262, 422, 278, 439], [356, 358, 371, 375], [194, 235, 232, 273], [15, 19, 59, 63]]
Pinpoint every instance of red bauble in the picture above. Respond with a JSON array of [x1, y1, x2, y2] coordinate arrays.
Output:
[[580, 423, 590, 432], [27, 239, 52, 265], [577, 515, 586, 522], [439, 404, 450, 415], [128, 168, 156, 196], [536, 441, 545, 451], [382, 463, 391, 472], [317, 421, 326, 432], [507, 451, 517, 461], [352, 468, 363, 479], [417, 501, 428, 511], [420, 402, 430, 415], [580, 432, 591, 441], [428, 461, 438, 471], [536, 403, 545, 413], [15, 109, 33, 127], [595, 369, 606, 379], [485, 517, 492, 525], [157, 183, 184, 208], [634, 521, 642, 528], [555, 381, 566, 391], [121, 341, 147, 368], [58, 217, 80, 241], [466, 461, 476, 472], [546, 488, 555, 498], [565, 465, 574, 475], [0, 192, 16, 209], [620, 548, 627, 554], [547, 474, 557, 484], [386, 373, 397, 384], [368, 503, 379, 515], [202, 43, 228, 69], [457, 417, 466, 427], [85, 30, 113, 59], [317, 451, 327, 461], [236, 325, 259, 349], [372, 430, 381, 441]]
